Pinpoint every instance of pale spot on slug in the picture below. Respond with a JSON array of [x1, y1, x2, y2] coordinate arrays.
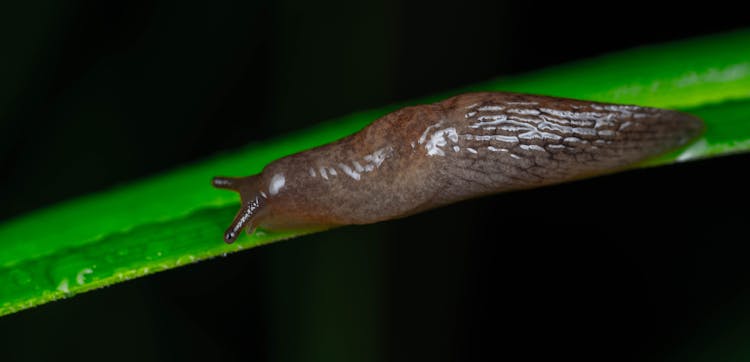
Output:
[[572, 127, 597, 136], [419, 122, 445, 144], [269, 173, 286, 195], [497, 119, 535, 131], [469, 114, 508, 128], [595, 116, 615, 128], [339, 163, 361, 180], [538, 121, 570, 133], [478, 105, 504, 111], [353, 161, 365, 172], [465, 134, 519, 144], [424, 128, 458, 157], [319, 167, 328, 180], [487, 146, 508, 152], [507, 108, 540, 115], [447, 129, 459, 143], [518, 130, 562, 141], [309, 168, 316, 177], [511, 116, 544, 124], [520, 144, 546, 152], [364, 147, 392, 167], [539, 108, 577, 119]]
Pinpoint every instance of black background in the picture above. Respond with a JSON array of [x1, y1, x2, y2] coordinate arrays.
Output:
[[1, 1, 750, 361]]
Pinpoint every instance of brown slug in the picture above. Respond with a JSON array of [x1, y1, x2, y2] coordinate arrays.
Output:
[[212, 92, 703, 243]]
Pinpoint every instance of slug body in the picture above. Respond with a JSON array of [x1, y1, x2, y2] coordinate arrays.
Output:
[[213, 92, 703, 243]]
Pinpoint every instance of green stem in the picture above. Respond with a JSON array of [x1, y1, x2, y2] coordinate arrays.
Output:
[[2, 29, 750, 317]]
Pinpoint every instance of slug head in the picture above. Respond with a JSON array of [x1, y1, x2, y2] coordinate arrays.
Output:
[[212, 175, 266, 244]]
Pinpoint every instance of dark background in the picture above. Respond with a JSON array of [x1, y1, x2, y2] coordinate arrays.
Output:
[[1, 1, 750, 361]]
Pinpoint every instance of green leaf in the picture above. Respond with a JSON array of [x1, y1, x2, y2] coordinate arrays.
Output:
[[2, 29, 750, 317]]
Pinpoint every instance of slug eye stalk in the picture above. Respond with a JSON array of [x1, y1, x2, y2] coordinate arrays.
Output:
[[211, 176, 240, 190], [212, 176, 264, 244]]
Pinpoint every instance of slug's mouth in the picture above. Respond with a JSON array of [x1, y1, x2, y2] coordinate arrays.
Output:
[[212, 176, 265, 244]]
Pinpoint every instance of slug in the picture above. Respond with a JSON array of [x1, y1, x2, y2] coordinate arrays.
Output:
[[213, 92, 703, 243]]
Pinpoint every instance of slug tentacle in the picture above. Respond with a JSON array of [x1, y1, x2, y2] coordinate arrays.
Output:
[[212, 176, 240, 190], [212, 175, 267, 243], [224, 195, 265, 244]]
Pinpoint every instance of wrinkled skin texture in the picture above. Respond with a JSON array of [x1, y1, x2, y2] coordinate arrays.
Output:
[[213, 92, 704, 243]]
